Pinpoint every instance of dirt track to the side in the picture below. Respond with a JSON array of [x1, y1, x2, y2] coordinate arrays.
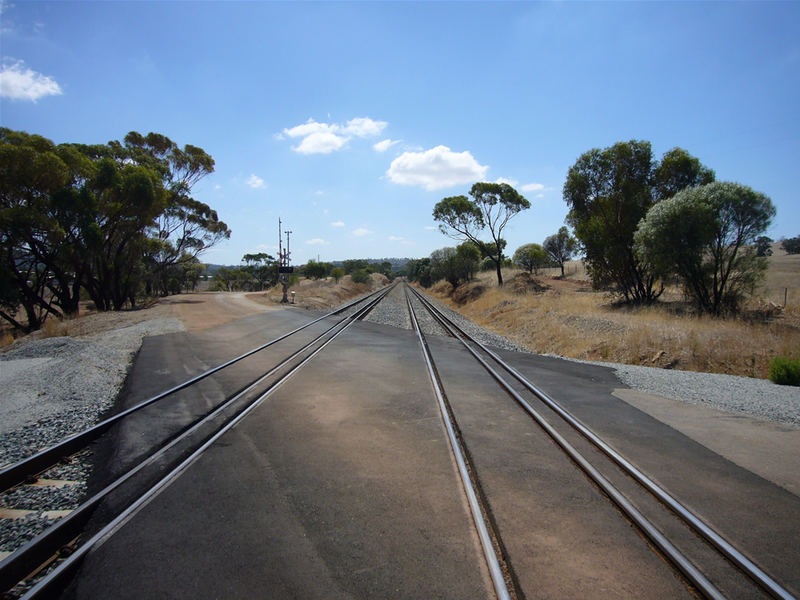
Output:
[[160, 292, 280, 331]]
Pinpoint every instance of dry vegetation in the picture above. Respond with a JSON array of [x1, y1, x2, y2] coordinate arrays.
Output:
[[427, 245, 800, 380], [251, 272, 390, 311]]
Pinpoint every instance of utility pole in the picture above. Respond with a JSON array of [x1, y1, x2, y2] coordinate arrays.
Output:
[[278, 218, 293, 303]]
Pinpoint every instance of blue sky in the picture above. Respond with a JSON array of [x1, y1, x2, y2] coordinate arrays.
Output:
[[2, 1, 799, 266]]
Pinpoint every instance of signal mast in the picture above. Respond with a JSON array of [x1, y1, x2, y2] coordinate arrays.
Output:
[[278, 218, 293, 303]]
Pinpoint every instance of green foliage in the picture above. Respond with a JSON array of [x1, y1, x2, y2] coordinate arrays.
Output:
[[433, 182, 530, 286], [241, 252, 277, 290], [755, 236, 773, 257], [350, 269, 370, 284], [343, 259, 369, 274], [652, 147, 716, 202], [634, 182, 775, 315], [331, 267, 345, 283], [430, 243, 481, 287], [564, 140, 714, 304], [405, 258, 432, 287], [0, 127, 230, 331], [542, 226, 578, 277], [304, 259, 330, 280], [768, 356, 800, 386], [513, 243, 549, 274], [373, 261, 394, 279], [781, 236, 800, 254], [210, 267, 253, 291]]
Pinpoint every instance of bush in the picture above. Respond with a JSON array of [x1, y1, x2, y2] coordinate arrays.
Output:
[[769, 356, 800, 386], [781, 236, 800, 254], [351, 269, 369, 284]]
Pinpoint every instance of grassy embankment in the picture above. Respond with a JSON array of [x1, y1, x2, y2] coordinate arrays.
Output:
[[425, 246, 800, 380]]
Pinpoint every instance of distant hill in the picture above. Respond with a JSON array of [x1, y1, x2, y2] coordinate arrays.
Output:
[[330, 258, 411, 271]]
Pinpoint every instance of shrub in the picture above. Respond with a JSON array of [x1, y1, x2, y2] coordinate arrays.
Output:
[[351, 269, 369, 284], [768, 356, 800, 386]]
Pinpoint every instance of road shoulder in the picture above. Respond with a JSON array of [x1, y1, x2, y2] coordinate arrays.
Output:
[[613, 388, 800, 496]]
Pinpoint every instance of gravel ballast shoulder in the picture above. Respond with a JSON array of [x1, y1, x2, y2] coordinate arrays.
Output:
[[0, 317, 184, 559]]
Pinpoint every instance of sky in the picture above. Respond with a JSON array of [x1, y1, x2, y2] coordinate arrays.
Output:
[[1, 1, 799, 266]]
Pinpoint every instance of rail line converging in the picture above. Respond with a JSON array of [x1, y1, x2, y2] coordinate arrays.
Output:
[[403, 282, 795, 600], [0, 283, 395, 597], [1, 281, 796, 600]]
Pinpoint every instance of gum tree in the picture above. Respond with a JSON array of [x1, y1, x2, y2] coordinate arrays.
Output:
[[634, 182, 775, 314], [433, 182, 530, 286], [564, 140, 714, 303], [543, 226, 578, 277]]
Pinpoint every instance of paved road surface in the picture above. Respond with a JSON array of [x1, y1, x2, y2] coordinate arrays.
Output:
[[64, 306, 800, 599]]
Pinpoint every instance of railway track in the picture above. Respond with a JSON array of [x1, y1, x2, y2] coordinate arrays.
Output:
[[403, 283, 797, 600], [1, 281, 796, 599], [0, 284, 395, 598]]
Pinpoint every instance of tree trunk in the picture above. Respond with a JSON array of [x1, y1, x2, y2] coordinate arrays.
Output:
[[495, 255, 503, 287]]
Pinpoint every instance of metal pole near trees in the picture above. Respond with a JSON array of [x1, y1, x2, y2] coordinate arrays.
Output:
[[278, 218, 293, 303]]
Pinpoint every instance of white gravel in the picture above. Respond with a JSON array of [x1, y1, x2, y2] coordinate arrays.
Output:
[[574, 360, 800, 429], [0, 317, 184, 558]]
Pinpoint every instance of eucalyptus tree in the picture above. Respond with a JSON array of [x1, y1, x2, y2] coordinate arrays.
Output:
[[542, 226, 577, 277], [634, 182, 775, 314], [0, 128, 230, 331], [564, 140, 714, 303], [0, 128, 92, 329], [512, 243, 549, 274], [433, 182, 530, 286]]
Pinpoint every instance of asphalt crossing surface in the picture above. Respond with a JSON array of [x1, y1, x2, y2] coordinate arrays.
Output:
[[62, 308, 799, 599]]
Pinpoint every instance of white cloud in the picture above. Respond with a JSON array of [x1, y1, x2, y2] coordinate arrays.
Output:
[[521, 182, 545, 192], [495, 177, 519, 186], [0, 61, 62, 101], [352, 228, 372, 237], [214, 184, 222, 190], [330, 220, 345, 227], [388, 235, 404, 241], [315, 190, 325, 196], [425, 226, 438, 231], [342, 117, 387, 138], [293, 131, 348, 155], [373, 138, 400, 153], [306, 238, 330, 246], [246, 174, 265, 189], [386, 145, 489, 191], [280, 117, 387, 155]]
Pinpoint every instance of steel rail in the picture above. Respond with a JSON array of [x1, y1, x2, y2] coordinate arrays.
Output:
[[404, 288, 512, 600], [409, 285, 795, 600], [407, 285, 729, 600], [0, 286, 387, 493], [0, 285, 392, 595], [13, 285, 393, 599]]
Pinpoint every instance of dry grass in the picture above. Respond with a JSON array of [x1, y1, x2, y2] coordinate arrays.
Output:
[[428, 255, 800, 380], [255, 273, 390, 310]]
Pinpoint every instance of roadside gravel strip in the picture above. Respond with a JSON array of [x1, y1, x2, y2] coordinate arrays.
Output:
[[0, 318, 184, 557]]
